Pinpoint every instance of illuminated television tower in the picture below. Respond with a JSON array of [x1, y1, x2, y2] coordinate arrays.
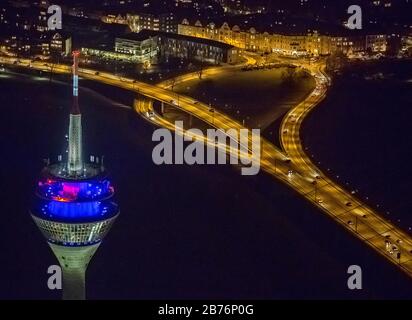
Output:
[[30, 51, 119, 300]]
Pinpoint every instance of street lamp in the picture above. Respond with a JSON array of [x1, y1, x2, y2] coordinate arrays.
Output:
[[312, 180, 318, 202], [243, 116, 250, 128], [209, 105, 215, 125], [355, 215, 358, 233]]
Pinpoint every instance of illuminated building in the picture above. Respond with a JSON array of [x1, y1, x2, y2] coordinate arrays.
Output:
[[116, 30, 240, 64], [115, 31, 158, 60], [30, 51, 119, 300], [50, 32, 72, 56], [219, 0, 267, 15], [102, 11, 177, 33], [178, 20, 389, 56], [366, 35, 387, 53], [126, 12, 177, 34], [83, 29, 239, 64], [178, 19, 329, 56], [154, 30, 240, 64]]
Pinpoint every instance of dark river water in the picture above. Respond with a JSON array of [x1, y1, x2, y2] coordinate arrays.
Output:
[[0, 67, 411, 299], [303, 59, 412, 234]]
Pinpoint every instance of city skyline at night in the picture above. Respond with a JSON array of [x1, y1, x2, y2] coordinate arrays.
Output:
[[0, 0, 412, 307]]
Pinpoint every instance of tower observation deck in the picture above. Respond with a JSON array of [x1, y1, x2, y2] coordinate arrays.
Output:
[[30, 51, 119, 300]]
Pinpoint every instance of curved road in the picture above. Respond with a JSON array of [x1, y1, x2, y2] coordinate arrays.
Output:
[[280, 63, 412, 275]]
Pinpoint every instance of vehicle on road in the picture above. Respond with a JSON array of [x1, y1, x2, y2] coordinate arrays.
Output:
[[346, 202, 353, 207]]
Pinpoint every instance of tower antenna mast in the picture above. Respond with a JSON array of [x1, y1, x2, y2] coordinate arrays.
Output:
[[67, 51, 82, 175]]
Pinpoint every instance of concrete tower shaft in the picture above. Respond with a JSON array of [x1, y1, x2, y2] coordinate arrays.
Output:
[[48, 243, 100, 300]]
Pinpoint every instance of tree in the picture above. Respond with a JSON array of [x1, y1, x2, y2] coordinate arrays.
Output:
[[169, 77, 176, 91], [198, 55, 205, 79], [262, 51, 270, 65], [326, 51, 348, 72], [281, 67, 297, 84]]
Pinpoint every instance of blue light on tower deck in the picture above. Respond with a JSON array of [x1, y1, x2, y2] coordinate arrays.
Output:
[[31, 164, 120, 247], [32, 167, 119, 223], [35, 198, 119, 221]]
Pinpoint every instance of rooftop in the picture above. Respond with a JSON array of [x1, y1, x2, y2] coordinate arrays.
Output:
[[117, 29, 236, 50]]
